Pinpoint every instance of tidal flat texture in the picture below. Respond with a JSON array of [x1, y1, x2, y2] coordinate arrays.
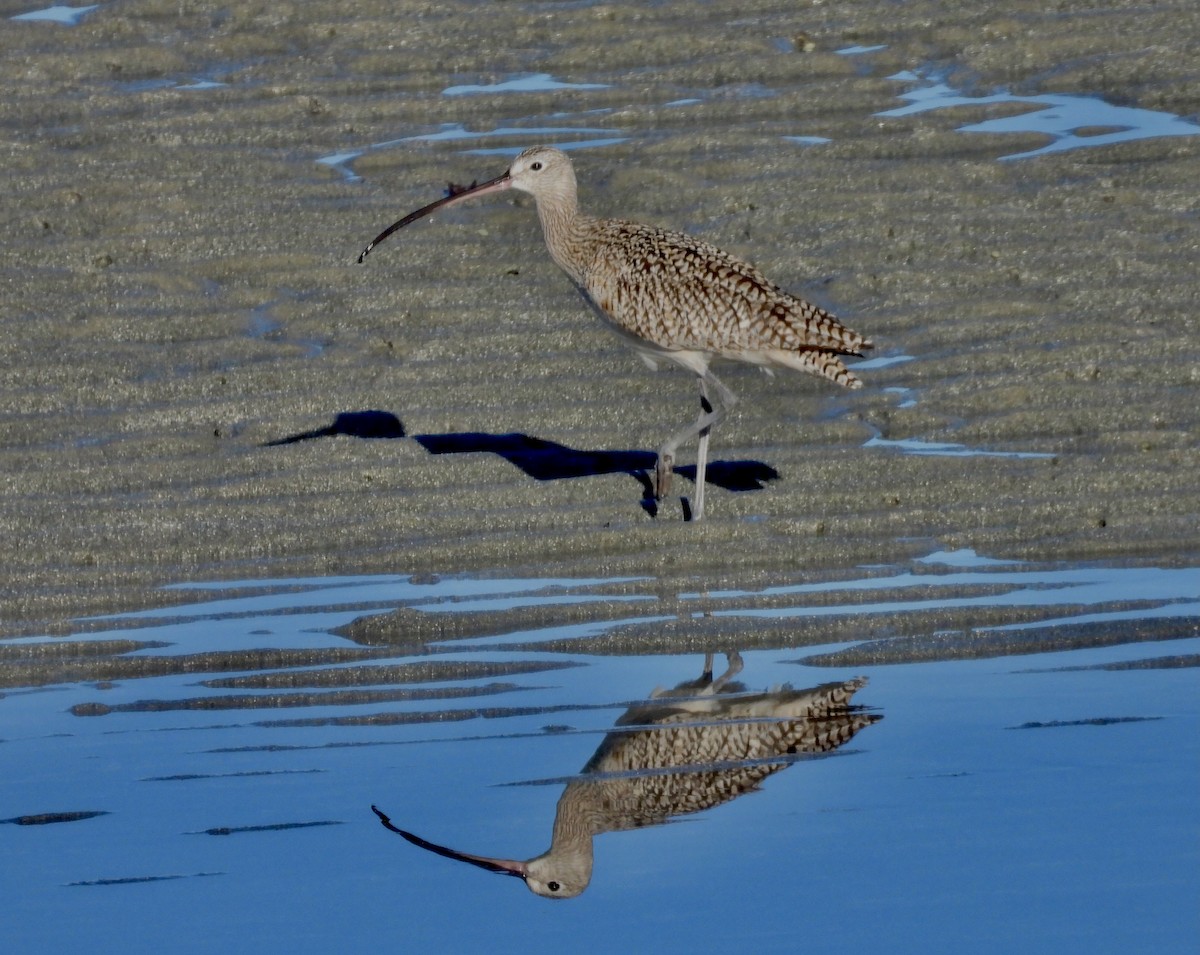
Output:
[[1, 0, 1197, 636]]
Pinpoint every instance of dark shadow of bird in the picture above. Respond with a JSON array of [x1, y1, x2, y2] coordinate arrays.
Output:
[[261, 409, 406, 445], [262, 415, 778, 507], [414, 431, 778, 495]]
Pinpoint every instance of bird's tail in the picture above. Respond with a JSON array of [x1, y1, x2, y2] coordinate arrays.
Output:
[[766, 347, 868, 389]]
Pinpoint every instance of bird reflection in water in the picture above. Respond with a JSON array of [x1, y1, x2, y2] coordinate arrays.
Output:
[[372, 653, 880, 898]]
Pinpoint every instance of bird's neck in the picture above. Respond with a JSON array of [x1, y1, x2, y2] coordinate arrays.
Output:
[[535, 188, 592, 284]]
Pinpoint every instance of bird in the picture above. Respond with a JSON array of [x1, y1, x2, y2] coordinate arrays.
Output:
[[371, 655, 878, 898], [358, 145, 872, 520]]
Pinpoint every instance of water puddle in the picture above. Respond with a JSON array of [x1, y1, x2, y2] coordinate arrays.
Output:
[[441, 74, 610, 97], [10, 4, 99, 25], [115, 77, 228, 93], [863, 432, 1055, 459], [319, 122, 625, 182], [880, 69, 1200, 160], [852, 349, 1054, 457], [883, 386, 918, 408], [836, 44, 888, 57], [245, 293, 328, 359], [856, 352, 916, 371], [2, 550, 1195, 950]]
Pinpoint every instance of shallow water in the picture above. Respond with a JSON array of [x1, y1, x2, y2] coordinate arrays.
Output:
[[9, 4, 99, 25], [2, 552, 1196, 953], [318, 121, 625, 182], [881, 68, 1200, 160]]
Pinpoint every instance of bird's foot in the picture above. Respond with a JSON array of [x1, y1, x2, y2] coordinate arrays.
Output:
[[655, 453, 674, 501]]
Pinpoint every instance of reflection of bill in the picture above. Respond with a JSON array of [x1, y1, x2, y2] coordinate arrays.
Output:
[[373, 653, 880, 898]]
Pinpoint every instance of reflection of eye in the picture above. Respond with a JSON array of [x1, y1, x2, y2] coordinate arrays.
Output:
[[531, 161, 543, 171], [547, 881, 561, 892]]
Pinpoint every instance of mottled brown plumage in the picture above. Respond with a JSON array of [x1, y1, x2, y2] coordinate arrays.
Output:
[[359, 145, 872, 519], [573, 663, 876, 828], [576, 218, 868, 382], [372, 656, 878, 899]]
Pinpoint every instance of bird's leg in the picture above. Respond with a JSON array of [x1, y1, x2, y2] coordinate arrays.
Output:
[[693, 380, 714, 522], [655, 369, 737, 520], [654, 452, 675, 504]]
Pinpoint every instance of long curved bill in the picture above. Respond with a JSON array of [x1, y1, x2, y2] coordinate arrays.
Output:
[[357, 171, 513, 263], [370, 804, 528, 880]]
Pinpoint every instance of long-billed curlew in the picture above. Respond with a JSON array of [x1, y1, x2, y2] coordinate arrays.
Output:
[[371, 655, 878, 898], [359, 146, 872, 520]]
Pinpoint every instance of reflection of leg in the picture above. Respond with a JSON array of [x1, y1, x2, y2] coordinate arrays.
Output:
[[711, 651, 744, 693]]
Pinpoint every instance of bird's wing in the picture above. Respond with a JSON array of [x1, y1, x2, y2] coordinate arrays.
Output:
[[583, 219, 868, 356]]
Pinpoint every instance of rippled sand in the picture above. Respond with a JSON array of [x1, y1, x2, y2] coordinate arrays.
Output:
[[1, 0, 1197, 636]]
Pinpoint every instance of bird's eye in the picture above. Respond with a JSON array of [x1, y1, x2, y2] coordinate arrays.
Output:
[[547, 881, 560, 892], [530, 161, 543, 171]]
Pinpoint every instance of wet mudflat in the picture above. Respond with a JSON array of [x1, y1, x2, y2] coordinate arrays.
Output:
[[1, 0, 1198, 632], [1, 0, 1198, 951]]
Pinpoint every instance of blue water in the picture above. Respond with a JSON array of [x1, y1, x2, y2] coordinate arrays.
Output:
[[442, 74, 610, 97], [880, 69, 1200, 160], [2, 551, 1196, 954], [10, 4, 99, 25], [318, 123, 626, 182]]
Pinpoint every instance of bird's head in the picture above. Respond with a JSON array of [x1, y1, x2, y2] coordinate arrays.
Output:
[[504, 145, 577, 204], [371, 805, 592, 900], [357, 145, 577, 263]]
